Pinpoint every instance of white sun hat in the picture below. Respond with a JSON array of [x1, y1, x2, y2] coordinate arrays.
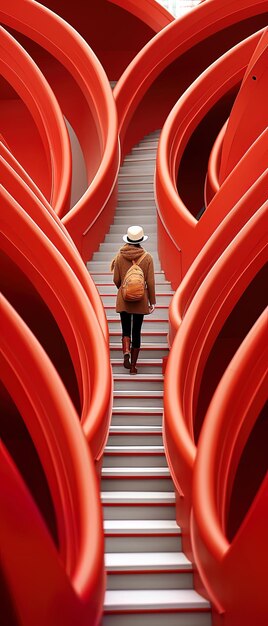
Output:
[[123, 225, 148, 244]]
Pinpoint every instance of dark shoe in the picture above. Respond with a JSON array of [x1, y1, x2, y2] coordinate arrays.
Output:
[[130, 347, 140, 375], [122, 336, 131, 369]]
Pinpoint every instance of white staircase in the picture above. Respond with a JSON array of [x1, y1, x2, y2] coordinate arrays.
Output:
[[87, 132, 211, 626]]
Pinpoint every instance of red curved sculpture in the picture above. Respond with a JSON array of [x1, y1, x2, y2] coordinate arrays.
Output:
[[219, 27, 268, 182], [155, 29, 266, 286], [1, 1, 267, 624], [0, 151, 109, 342], [115, 0, 268, 155], [168, 161, 268, 345], [0, 0, 119, 260], [0, 26, 71, 215], [163, 201, 267, 555], [192, 309, 268, 625], [1, 186, 112, 464], [0, 296, 105, 626]]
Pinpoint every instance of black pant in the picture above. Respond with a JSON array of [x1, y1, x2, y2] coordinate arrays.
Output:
[[120, 312, 144, 349]]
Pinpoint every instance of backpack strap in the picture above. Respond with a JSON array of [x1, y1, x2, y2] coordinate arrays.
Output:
[[134, 252, 147, 266]]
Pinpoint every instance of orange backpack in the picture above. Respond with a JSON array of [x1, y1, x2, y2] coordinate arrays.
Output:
[[122, 252, 147, 302]]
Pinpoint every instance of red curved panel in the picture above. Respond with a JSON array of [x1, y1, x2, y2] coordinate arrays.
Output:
[[0, 151, 109, 342], [0, 0, 119, 260], [115, 0, 267, 155], [155, 29, 265, 286], [0, 26, 71, 216], [1, 186, 112, 463], [1, 1, 267, 624], [220, 27, 268, 182], [163, 201, 267, 555], [169, 164, 268, 345], [0, 297, 104, 626], [192, 309, 268, 624]]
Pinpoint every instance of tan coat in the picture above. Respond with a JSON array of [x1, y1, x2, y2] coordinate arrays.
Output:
[[111, 244, 156, 314]]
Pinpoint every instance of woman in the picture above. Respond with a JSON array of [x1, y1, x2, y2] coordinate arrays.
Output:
[[110, 225, 156, 374]]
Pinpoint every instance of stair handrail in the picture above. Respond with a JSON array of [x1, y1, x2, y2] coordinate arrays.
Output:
[[0, 26, 71, 217], [0, 0, 120, 260], [191, 308, 268, 620], [1, 186, 113, 465], [155, 28, 265, 285], [163, 201, 268, 545], [0, 297, 105, 626], [1, 153, 109, 342], [168, 164, 268, 346]]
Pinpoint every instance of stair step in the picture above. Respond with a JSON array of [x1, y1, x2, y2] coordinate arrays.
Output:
[[105, 537, 181, 555], [102, 464, 168, 476], [104, 445, 164, 454], [113, 374, 163, 391], [118, 186, 155, 193], [110, 220, 156, 228], [105, 574, 195, 596], [104, 519, 181, 553], [103, 444, 166, 467], [132, 145, 158, 152], [108, 320, 168, 333], [118, 172, 155, 179], [104, 589, 210, 617], [110, 331, 168, 343], [113, 391, 163, 409], [105, 550, 190, 572], [120, 167, 156, 175], [123, 155, 156, 163], [113, 215, 157, 223], [118, 174, 154, 182], [105, 552, 193, 591], [102, 491, 175, 520], [112, 406, 163, 416], [116, 206, 157, 214], [108, 428, 163, 445], [111, 409, 163, 426], [102, 465, 172, 493], [109, 425, 162, 434], [110, 344, 169, 360], [109, 222, 157, 232], [102, 478, 172, 493], [104, 518, 179, 533], [111, 359, 164, 374], [117, 201, 156, 209]]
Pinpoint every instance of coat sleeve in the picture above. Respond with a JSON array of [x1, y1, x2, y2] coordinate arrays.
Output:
[[146, 257, 156, 305], [113, 258, 121, 288]]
